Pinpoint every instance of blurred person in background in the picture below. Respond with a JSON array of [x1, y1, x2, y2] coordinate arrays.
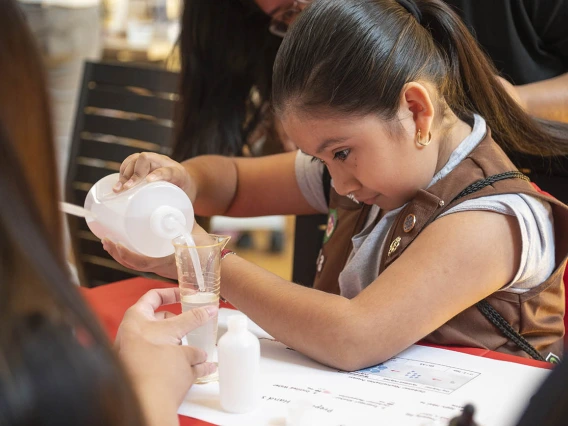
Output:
[[174, 0, 311, 250], [444, 0, 568, 123], [174, 0, 303, 160], [0, 2, 215, 425], [443, 0, 568, 205]]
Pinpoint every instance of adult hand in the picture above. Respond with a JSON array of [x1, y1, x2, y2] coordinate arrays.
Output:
[[116, 288, 218, 415], [113, 152, 196, 199]]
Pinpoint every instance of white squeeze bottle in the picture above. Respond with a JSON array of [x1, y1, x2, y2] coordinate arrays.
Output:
[[62, 173, 207, 291], [82, 173, 194, 258], [218, 315, 261, 413]]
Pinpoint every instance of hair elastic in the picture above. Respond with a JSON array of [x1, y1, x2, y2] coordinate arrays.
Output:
[[397, 0, 422, 23]]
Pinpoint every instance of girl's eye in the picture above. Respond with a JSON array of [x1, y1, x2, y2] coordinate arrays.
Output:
[[311, 156, 326, 165], [333, 149, 350, 161]]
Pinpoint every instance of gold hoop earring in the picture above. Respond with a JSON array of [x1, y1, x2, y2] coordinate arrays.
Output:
[[416, 129, 432, 147]]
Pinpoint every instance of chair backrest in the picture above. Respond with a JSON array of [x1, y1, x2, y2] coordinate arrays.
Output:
[[66, 61, 179, 287]]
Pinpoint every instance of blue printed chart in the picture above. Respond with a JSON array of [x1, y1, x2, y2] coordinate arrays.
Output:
[[349, 357, 480, 394]]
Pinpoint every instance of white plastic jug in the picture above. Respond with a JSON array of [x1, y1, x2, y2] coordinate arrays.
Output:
[[83, 173, 194, 258]]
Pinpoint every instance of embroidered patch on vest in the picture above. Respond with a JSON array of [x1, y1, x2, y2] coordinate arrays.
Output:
[[323, 209, 338, 244], [546, 352, 561, 364]]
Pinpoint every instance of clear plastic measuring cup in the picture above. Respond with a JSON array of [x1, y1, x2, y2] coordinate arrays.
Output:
[[173, 233, 230, 383]]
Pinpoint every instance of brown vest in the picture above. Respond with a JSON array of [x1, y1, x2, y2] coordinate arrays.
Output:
[[313, 131, 568, 359]]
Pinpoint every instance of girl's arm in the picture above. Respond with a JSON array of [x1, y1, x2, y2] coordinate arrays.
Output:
[[116, 151, 319, 218], [104, 151, 321, 278], [219, 210, 521, 371], [185, 152, 320, 217]]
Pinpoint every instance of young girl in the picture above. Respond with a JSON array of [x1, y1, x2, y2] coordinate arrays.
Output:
[[106, 0, 568, 370]]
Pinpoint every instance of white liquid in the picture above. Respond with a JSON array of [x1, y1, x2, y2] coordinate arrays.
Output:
[[182, 232, 206, 292], [182, 292, 219, 383], [169, 219, 206, 292], [182, 292, 219, 361]]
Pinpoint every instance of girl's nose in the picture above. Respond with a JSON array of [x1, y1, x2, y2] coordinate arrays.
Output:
[[329, 168, 360, 197]]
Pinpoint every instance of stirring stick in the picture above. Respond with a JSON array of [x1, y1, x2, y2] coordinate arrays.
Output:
[[59, 202, 95, 218]]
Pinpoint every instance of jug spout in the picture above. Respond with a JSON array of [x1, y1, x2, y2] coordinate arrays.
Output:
[[172, 233, 231, 251], [218, 235, 231, 250]]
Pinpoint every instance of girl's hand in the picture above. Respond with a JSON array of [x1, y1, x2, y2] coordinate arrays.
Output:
[[103, 238, 178, 279], [102, 221, 208, 279], [113, 152, 196, 200], [116, 288, 218, 415]]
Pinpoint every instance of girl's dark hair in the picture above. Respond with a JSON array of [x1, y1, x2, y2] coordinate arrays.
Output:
[[273, 0, 568, 157], [173, 0, 282, 160], [0, 1, 145, 425]]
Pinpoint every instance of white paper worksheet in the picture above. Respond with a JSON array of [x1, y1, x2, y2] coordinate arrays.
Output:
[[178, 309, 550, 426]]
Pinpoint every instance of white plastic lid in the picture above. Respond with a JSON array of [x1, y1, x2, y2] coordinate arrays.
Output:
[[227, 315, 248, 333], [150, 205, 188, 239]]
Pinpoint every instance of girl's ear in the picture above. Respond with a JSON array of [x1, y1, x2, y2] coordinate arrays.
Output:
[[399, 82, 435, 141]]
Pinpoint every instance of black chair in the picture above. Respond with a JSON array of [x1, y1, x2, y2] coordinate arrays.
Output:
[[66, 61, 179, 287]]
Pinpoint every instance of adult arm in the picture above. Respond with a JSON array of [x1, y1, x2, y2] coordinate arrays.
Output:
[[115, 151, 319, 217]]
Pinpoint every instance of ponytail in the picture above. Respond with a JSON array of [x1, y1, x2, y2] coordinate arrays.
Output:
[[417, 0, 568, 157]]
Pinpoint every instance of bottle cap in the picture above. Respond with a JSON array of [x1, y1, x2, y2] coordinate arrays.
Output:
[[150, 205, 187, 239], [227, 315, 248, 332]]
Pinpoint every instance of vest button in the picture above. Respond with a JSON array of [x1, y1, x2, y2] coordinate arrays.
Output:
[[403, 214, 416, 232], [316, 250, 325, 272]]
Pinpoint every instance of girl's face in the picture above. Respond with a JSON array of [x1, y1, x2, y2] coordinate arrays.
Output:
[[281, 112, 441, 211]]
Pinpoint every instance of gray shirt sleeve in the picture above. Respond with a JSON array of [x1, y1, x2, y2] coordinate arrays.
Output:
[[439, 193, 555, 294], [295, 150, 328, 214]]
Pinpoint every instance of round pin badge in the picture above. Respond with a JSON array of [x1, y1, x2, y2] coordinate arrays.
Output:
[[403, 214, 416, 233]]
